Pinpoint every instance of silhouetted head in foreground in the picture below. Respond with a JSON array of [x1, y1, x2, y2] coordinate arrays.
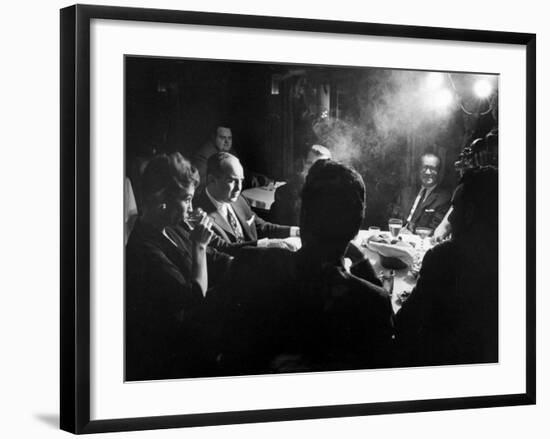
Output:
[[300, 159, 365, 256]]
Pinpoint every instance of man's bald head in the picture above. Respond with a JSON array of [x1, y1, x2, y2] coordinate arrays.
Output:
[[206, 152, 244, 203]]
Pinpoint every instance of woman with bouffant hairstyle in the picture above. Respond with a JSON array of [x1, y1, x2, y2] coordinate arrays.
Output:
[[125, 152, 219, 380]]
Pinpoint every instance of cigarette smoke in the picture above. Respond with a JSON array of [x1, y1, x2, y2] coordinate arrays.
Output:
[[311, 68, 460, 225]]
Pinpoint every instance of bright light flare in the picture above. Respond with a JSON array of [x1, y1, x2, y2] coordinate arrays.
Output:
[[433, 88, 454, 109], [473, 79, 493, 98], [426, 72, 445, 90]]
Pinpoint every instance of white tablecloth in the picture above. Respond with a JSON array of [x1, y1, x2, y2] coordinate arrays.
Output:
[[241, 182, 286, 210], [352, 230, 431, 312]]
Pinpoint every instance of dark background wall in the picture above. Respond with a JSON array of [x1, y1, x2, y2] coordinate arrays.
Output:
[[126, 57, 275, 176]]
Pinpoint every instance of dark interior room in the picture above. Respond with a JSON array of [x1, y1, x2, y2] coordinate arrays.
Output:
[[125, 56, 497, 226]]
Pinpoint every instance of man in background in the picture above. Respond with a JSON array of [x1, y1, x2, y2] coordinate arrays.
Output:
[[193, 123, 271, 191], [193, 124, 235, 190], [404, 152, 451, 234]]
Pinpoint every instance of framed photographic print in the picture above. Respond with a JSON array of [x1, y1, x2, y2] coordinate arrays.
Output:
[[60, 4, 536, 434]]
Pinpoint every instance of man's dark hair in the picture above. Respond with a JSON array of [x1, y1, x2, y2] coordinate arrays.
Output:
[[459, 166, 498, 230], [206, 151, 237, 178], [419, 151, 442, 172], [141, 152, 199, 205], [300, 159, 366, 244], [212, 122, 232, 134]]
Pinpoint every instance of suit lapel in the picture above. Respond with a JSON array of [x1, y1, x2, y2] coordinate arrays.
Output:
[[412, 187, 438, 224], [196, 190, 238, 241], [196, 191, 257, 241], [421, 187, 439, 210], [210, 210, 236, 239], [232, 197, 257, 241]]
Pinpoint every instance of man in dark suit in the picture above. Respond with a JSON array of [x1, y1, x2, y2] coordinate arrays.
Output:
[[217, 160, 394, 375], [405, 152, 451, 233], [194, 152, 300, 250]]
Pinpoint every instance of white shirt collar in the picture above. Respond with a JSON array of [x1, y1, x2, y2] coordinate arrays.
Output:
[[205, 187, 229, 217]]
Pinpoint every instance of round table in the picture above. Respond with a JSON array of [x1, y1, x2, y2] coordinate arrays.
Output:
[[352, 230, 432, 313], [268, 230, 430, 313]]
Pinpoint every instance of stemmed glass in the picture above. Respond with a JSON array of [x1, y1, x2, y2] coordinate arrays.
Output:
[[415, 227, 432, 250], [388, 218, 403, 239], [413, 227, 432, 273]]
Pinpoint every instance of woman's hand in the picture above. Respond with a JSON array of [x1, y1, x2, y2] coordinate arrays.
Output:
[[431, 211, 452, 244], [190, 213, 214, 247], [189, 213, 213, 297]]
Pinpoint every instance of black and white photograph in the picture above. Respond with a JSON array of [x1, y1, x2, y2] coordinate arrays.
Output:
[[1, 0, 546, 436], [55, 2, 537, 434], [124, 56, 499, 381]]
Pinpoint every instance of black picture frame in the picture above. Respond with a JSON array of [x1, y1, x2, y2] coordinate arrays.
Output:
[[60, 4, 536, 434]]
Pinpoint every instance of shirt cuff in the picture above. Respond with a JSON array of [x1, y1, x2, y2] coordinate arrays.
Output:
[[343, 257, 353, 273], [257, 238, 269, 248], [290, 226, 300, 237]]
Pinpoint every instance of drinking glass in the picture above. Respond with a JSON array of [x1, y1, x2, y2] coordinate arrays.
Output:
[[415, 227, 432, 251], [414, 226, 432, 268], [185, 208, 205, 230], [388, 218, 403, 238]]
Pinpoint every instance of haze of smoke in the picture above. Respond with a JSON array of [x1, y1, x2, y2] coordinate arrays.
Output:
[[310, 68, 460, 225], [314, 69, 455, 170]]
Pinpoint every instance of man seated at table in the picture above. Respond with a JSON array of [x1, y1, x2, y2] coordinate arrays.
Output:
[[192, 124, 236, 191], [395, 166, 498, 367], [218, 159, 394, 375], [403, 152, 451, 234], [271, 144, 332, 226], [193, 151, 299, 251]]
